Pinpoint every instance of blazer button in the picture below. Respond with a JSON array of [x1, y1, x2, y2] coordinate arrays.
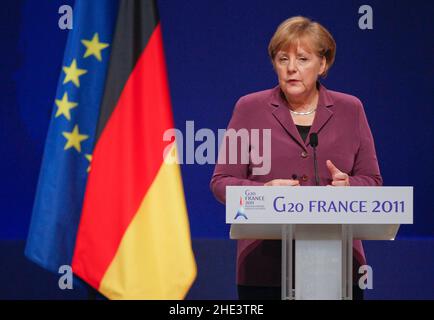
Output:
[[301, 174, 308, 182], [301, 151, 308, 158]]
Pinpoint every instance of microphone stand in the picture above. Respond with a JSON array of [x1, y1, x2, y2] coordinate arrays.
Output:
[[309, 133, 319, 186]]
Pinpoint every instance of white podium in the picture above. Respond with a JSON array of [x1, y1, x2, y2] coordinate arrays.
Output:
[[226, 186, 413, 300]]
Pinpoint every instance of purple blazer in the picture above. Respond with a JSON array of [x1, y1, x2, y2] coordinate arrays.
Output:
[[210, 83, 382, 286]]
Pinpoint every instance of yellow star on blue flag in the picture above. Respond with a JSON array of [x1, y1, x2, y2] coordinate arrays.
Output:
[[82, 33, 110, 61], [63, 59, 88, 87], [55, 92, 78, 120]]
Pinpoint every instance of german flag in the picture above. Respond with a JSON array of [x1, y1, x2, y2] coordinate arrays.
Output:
[[71, 1, 196, 299]]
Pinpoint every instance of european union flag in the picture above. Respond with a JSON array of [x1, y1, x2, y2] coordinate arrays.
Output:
[[25, 0, 119, 274]]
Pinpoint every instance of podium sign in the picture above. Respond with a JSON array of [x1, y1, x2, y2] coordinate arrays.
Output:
[[225, 186, 413, 300], [226, 186, 413, 224]]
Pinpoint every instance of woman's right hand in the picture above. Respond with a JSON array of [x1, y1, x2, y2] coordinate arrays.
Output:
[[264, 179, 300, 186]]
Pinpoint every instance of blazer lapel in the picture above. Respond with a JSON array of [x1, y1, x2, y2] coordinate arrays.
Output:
[[270, 83, 334, 149], [306, 84, 334, 146], [270, 87, 308, 151]]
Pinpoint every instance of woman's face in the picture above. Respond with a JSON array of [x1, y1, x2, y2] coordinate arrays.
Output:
[[274, 40, 326, 102]]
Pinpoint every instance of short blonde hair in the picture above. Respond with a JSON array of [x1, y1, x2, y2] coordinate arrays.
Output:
[[268, 16, 336, 77]]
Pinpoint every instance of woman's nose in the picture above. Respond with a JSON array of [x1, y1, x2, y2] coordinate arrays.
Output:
[[287, 58, 297, 72]]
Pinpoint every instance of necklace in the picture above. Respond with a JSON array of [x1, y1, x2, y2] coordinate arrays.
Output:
[[289, 108, 317, 115]]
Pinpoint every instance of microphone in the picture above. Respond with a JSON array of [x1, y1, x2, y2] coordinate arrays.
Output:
[[309, 133, 319, 186]]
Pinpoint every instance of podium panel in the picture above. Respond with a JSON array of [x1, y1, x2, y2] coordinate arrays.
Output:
[[226, 186, 413, 300], [230, 223, 400, 240]]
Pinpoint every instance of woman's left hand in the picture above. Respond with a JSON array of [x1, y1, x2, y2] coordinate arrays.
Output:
[[326, 160, 350, 186]]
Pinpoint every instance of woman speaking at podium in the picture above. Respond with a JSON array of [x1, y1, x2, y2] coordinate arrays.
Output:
[[210, 16, 382, 300]]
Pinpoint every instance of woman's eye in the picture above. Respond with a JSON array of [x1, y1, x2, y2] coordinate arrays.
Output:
[[298, 57, 308, 61]]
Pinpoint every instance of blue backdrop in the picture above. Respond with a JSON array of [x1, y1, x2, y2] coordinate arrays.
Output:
[[1, 0, 433, 300], [1, 0, 432, 240]]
